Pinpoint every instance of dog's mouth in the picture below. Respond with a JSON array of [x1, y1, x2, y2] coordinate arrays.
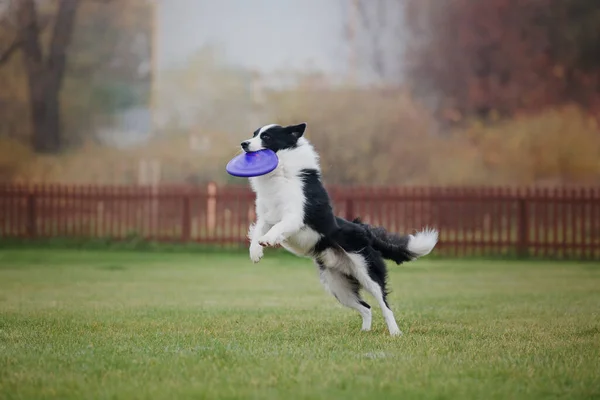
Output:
[[241, 144, 265, 153]]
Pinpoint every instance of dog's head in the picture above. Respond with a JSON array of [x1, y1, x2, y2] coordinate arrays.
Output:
[[240, 123, 307, 153]]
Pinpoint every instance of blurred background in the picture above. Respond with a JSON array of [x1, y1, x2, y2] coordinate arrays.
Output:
[[0, 0, 599, 259], [2, 4, 599, 397], [1, 0, 599, 186]]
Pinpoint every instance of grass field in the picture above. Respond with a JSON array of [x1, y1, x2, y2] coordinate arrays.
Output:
[[0, 249, 599, 400]]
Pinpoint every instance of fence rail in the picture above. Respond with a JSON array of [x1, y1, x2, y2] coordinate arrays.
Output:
[[1, 184, 599, 259]]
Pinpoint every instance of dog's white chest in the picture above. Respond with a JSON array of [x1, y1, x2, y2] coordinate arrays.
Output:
[[250, 173, 305, 225]]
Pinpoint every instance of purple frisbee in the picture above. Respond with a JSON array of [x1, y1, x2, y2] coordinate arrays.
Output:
[[226, 149, 279, 178]]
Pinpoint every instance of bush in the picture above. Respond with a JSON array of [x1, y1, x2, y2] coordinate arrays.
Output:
[[1, 87, 598, 186]]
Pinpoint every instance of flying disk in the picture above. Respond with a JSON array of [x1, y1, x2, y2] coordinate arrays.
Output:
[[226, 149, 279, 178]]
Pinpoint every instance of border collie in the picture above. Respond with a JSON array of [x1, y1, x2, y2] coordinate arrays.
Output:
[[241, 123, 438, 336]]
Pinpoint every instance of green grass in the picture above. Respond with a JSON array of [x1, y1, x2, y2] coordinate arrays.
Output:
[[0, 250, 599, 400]]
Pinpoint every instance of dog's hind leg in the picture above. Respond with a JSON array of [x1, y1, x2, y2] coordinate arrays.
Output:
[[317, 261, 372, 331], [347, 251, 402, 336]]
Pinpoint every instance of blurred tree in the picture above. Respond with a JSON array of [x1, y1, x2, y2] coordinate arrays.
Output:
[[0, 0, 80, 153], [0, 2, 30, 142], [348, 0, 404, 84], [0, 0, 152, 152], [401, 0, 600, 121], [63, 0, 152, 146], [265, 82, 434, 185], [157, 45, 255, 135]]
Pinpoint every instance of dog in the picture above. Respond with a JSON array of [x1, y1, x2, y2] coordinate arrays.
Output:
[[241, 122, 438, 336]]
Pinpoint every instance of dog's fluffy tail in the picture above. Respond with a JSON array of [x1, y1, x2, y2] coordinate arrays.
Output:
[[353, 218, 438, 264]]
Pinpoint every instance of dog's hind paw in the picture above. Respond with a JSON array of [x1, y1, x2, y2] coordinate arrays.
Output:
[[389, 328, 404, 337]]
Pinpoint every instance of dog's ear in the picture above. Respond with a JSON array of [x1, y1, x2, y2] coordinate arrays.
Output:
[[286, 123, 307, 139]]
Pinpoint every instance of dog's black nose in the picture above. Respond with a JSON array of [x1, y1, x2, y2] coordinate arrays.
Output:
[[241, 141, 250, 151]]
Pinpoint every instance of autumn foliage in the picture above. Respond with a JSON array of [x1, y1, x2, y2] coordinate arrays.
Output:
[[0, 0, 599, 186], [403, 0, 600, 121]]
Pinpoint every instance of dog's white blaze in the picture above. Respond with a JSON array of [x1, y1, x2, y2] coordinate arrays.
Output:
[[247, 123, 283, 151], [246, 136, 264, 152], [407, 227, 439, 258], [258, 123, 278, 134]]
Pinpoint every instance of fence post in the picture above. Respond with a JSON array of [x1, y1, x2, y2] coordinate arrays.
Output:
[[26, 192, 36, 238], [182, 191, 191, 242], [207, 182, 217, 235], [517, 194, 529, 258]]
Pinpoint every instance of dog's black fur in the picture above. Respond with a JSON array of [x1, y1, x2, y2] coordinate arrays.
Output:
[[299, 168, 417, 309]]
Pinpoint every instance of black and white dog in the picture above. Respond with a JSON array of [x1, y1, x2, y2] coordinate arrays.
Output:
[[241, 123, 438, 336]]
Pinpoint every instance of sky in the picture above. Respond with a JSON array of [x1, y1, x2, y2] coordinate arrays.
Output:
[[158, 0, 350, 76]]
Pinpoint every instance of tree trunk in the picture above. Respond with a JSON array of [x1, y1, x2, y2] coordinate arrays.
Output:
[[29, 76, 62, 153], [17, 0, 79, 153]]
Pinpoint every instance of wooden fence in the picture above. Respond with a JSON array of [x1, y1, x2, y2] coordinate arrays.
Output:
[[0, 184, 599, 260]]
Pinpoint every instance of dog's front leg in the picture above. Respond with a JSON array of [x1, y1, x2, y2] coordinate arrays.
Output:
[[248, 219, 269, 263], [258, 217, 303, 247]]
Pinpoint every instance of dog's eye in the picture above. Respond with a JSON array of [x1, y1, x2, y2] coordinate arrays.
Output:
[[262, 135, 271, 140]]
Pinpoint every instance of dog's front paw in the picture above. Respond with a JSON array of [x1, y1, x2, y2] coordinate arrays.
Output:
[[249, 243, 264, 263], [258, 234, 282, 247]]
